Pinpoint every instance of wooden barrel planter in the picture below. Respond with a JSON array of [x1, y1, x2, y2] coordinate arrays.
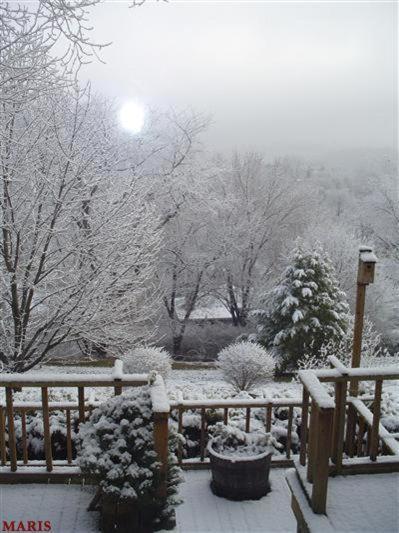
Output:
[[208, 440, 273, 501]]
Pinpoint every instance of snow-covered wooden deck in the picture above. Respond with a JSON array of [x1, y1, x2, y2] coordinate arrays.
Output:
[[2, 469, 397, 532], [0, 470, 295, 532]]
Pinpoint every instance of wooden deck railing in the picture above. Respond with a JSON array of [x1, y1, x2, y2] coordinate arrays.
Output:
[[169, 396, 302, 468], [298, 360, 399, 514], [0, 362, 152, 480]]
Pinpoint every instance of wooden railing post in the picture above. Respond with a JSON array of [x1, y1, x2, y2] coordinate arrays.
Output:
[[331, 381, 347, 470], [78, 386, 85, 424], [307, 402, 318, 483], [5, 387, 17, 472], [153, 411, 169, 497], [41, 387, 53, 472], [311, 406, 334, 514], [370, 380, 383, 461], [300, 389, 309, 466], [0, 406, 7, 466], [150, 374, 170, 499]]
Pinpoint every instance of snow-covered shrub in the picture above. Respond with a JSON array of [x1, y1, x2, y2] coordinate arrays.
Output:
[[78, 387, 181, 530], [217, 341, 275, 392], [256, 241, 349, 371], [298, 315, 395, 371], [208, 422, 280, 457], [122, 346, 172, 379]]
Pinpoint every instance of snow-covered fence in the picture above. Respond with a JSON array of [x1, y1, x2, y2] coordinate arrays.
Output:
[[296, 362, 399, 515], [169, 396, 303, 468], [0, 361, 166, 482]]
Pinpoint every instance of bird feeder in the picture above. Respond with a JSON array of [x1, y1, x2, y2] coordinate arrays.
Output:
[[357, 246, 377, 285]]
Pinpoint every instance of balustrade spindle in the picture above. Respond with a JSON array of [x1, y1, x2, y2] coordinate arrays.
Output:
[[5, 387, 17, 472], [370, 380, 383, 461], [286, 406, 293, 459], [0, 407, 7, 466], [21, 410, 28, 464], [300, 389, 309, 466], [78, 387, 85, 424], [66, 408, 73, 464], [200, 408, 206, 462], [41, 387, 53, 472], [245, 408, 251, 433]]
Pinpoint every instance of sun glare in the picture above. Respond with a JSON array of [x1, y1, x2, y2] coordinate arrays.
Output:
[[119, 101, 145, 134]]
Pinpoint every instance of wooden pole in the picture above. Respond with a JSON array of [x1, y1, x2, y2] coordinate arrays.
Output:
[[41, 387, 53, 472], [0, 407, 7, 466], [153, 412, 169, 498], [311, 407, 334, 514], [78, 387, 85, 424], [370, 380, 383, 461], [300, 388, 309, 466], [5, 387, 17, 472], [21, 410, 28, 464]]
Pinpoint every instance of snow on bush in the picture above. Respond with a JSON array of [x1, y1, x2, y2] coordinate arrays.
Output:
[[298, 315, 396, 371], [208, 422, 280, 457], [217, 341, 275, 392], [78, 387, 181, 529], [122, 346, 172, 379]]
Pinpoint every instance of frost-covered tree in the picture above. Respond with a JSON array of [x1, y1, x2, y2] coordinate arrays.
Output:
[[0, 85, 163, 372], [208, 154, 306, 326], [257, 241, 349, 371]]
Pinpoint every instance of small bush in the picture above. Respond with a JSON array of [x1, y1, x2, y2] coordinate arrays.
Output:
[[217, 341, 275, 392], [78, 387, 181, 531], [122, 346, 172, 379]]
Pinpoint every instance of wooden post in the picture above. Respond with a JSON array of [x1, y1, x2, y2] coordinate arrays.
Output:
[[21, 410, 28, 465], [5, 387, 17, 472], [245, 408, 251, 433], [347, 247, 377, 452], [370, 380, 383, 461], [41, 387, 53, 472], [0, 406, 7, 466], [177, 404, 183, 466], [78, 387, 85, 424], [286, 406, 293, 459], [300, 389, 309, 466], [200, 408, 206, 462], [311, 407, 334, 514], [307, 402, 318, 483], [223, 408, 228, 425], [153, 411, 169, 498], [331, 381, 347, 470], [266, 404, 272, 433], [66, 408, 73, 464]]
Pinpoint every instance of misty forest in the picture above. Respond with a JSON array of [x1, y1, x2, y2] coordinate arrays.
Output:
[[0, 2, 398, 532]]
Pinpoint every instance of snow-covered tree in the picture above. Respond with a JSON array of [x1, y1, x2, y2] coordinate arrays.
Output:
[[78, 387, 182, 530], [208, 154, 306, 326], [217, 341, 275, 392], [257, 241, 349, 371], [0, 85, 163, 372]]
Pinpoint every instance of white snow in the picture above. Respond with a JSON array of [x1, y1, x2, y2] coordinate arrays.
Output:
[[175, 469, 296, 532], [0, 484, 98, 532]]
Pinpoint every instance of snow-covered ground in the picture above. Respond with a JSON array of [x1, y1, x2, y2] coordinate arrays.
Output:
[[0, 470, 296, 533]]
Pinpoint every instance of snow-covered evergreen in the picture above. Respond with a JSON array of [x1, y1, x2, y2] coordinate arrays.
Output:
[[78, 387, 181, 530], [256, 241, 349, 370]]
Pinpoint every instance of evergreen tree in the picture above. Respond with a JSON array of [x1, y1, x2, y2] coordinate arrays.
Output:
[[257, 241, 349, 371]]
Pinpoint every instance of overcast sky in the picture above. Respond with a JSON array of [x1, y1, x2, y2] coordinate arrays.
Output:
[[81, 0, 397, 158]]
